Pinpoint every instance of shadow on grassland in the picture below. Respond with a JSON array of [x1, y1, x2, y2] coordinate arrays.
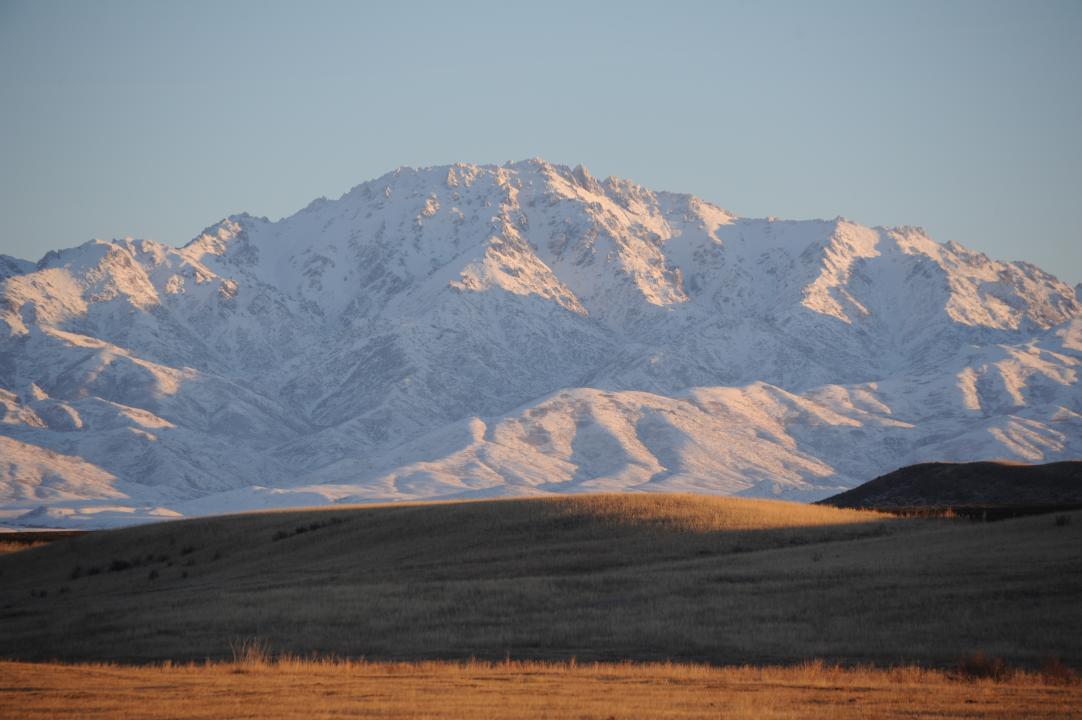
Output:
[[0, 494, 1078, 669]]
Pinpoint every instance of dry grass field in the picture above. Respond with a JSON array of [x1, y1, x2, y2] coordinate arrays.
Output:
[[2, 657, 1079, 720], [0, 494, 1079, 666], [0, 494, 1079, 718], [0, 539, 47, 554], [0, 530, 86, 555]]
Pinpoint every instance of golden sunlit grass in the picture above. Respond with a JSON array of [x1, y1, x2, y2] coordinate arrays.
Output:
[[0, 530, 85, 555], [0, 539, 48, 554], [544, 492, 886, 531], [2, 657, 1078, 720]]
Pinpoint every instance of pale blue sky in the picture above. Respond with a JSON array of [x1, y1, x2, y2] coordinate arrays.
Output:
[[1, 0, 1080, 283]]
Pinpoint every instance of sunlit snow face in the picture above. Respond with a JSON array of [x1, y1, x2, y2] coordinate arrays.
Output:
[[1, 161, 1079, 529]]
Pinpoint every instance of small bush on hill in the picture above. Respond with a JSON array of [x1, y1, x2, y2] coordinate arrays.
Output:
[[956, 652, 1010, 682], [270, 516, 346, 542], [1039, 657, 1077, 685]]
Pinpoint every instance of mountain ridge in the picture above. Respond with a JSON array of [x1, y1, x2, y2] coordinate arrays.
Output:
[[1, 159, 1079, 528]]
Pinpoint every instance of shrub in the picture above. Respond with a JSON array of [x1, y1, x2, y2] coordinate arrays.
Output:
[[109, 559, 133, 573], [1039, 657, 1076, 685], [69, 565, 83, 580], [180, 545, 196, 555], [272, 517, 346, 542], [956, 651, 1010, 681], [148, 569, 159, 581], [1054, 515, 1070, 527]]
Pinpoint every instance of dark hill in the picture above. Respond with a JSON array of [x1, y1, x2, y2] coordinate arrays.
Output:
[[820, 460, 1082, 510], [1, 494, 1080, 668]]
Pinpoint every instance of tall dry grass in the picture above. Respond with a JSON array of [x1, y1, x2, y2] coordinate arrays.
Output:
[[1, 657, 1078, 720], [0, 495, 1077, 670]]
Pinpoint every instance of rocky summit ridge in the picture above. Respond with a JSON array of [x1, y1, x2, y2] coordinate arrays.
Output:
[[1, 160, 1079, 527]]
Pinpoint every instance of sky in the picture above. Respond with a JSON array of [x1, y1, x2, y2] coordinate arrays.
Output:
[[1, 0, 1080, 284]]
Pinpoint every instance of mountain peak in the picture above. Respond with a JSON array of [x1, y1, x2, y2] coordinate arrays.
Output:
[[0, 254, 33, 280], [1, 162, 1079, 528]]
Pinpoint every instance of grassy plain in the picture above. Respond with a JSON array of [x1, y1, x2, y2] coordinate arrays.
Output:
[[1, 494, 1079, 668], [1, 657, 1079, 720]]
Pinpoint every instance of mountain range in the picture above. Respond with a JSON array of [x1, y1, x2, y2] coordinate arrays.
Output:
[[2, 159, 1080, 528]]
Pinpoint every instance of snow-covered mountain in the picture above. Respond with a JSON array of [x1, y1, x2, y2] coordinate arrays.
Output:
[[2, 159, 1080, 528]]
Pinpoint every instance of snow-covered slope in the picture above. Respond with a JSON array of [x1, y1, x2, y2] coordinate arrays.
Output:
[[1, 160, 1080, 527]]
